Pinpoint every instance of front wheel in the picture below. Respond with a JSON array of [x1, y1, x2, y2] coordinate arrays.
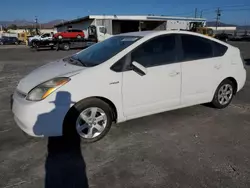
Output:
[[63, 98, 113, 143], [211, 79, 235, 109], [31, 41, 37, 47]]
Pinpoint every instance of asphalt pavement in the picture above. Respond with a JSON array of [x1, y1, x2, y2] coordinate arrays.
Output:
[[0, 43, 250, 188]]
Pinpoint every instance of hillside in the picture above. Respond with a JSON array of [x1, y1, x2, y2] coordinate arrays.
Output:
[[0, 19, 66, 28], [206, 21, 250, 30]]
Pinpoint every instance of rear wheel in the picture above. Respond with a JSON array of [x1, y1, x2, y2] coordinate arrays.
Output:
[[211, 79, 235, 109], [58, 35, 63, 39], [76, 35, 81, 39], [63, 98, 113, 143], [62, 43, 70, 51]]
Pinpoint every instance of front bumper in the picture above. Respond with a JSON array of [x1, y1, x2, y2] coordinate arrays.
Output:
[[11, 90, 68, 137]]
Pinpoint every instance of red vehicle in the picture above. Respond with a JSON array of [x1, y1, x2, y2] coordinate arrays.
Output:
[[54, 29, 85, 39]]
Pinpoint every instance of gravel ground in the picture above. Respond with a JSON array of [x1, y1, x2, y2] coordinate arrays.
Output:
[[0, 42, 250, 188]]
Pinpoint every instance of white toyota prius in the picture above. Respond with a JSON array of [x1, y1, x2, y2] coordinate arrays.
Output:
[[12, 30, 246, 142]]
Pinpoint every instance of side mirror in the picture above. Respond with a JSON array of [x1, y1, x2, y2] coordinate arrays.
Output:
[[131, 61, 147, 76]]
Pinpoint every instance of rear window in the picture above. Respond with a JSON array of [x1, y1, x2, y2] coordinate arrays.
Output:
[[212, 41, 228, 57]]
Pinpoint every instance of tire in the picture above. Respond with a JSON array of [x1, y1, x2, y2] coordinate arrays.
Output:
[[63, 43, 70, 51], [211, 79, 236, 109], [58, 35, 63, 39], [76, 35, 81, 39], [32, 40, 37, 47], [63, 98, 113, 143]]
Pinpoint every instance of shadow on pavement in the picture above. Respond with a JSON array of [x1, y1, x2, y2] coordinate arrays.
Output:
[[32, 91, 88, 188], [45, 136, 89, 188]]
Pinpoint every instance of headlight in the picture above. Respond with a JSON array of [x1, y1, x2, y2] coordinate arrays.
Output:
[[26, 77, 70, 101]]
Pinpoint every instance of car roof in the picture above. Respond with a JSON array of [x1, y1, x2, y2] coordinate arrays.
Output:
[[117, 30, 232, 48]]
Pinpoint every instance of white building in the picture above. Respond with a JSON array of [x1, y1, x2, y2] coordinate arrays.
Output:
[[55, 15, 206, 35], [208, 27, 237, 34]]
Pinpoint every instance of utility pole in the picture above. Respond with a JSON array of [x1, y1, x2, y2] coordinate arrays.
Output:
[[35, 16, 38, 35], [200, 10, 203, 18], [215, 8, 221, 31], [194, 8, 198, 18]]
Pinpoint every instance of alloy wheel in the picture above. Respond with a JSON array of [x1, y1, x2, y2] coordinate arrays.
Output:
[[218, 84, 233, 105], [76, 107, 107, 139]]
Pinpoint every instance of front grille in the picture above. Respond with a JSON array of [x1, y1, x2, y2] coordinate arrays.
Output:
[[16, 90, 27, 98]]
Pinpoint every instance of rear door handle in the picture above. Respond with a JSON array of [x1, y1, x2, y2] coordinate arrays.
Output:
[[214, 64, 221, 69], [169, 71, 180, 77]]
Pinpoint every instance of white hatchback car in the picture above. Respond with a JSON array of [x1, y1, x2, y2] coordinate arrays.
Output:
[[12, 31, 246, 142]]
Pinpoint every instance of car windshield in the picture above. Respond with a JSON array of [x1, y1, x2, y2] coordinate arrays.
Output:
[[71, 35, 141, 67]]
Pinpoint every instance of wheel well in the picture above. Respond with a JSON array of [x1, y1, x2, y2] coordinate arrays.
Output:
[[94, 97, 118, 122], [225, 77, 238, 94], [71, 96, 118, 122]]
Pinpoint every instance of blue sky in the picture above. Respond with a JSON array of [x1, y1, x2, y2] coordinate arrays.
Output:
[[1, 0, 250, 25]]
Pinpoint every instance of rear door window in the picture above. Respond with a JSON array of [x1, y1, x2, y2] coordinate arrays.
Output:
[[180, 34, 213, 61], [71, 29, 82, 32]]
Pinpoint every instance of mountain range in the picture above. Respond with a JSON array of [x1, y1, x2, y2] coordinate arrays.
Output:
[[206, 21, 250, 30], [0, 19, 66, 28]]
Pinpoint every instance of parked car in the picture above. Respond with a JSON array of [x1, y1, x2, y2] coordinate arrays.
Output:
[[12, 31, 246, 143], [0, 36, 19, 45], [28, 33, 53, 47], [215, 33, 233, 41], [53, 29, 85, 39], [240, 34, 250, 41]]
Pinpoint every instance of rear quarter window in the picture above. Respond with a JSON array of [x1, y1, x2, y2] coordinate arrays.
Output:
[[212, 41, 228, 57]]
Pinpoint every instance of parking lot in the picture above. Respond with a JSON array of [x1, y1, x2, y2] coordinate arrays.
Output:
[[0, 42, 250, 188]]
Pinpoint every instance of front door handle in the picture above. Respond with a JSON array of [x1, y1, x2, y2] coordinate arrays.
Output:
[[169, 71, 180, 77]]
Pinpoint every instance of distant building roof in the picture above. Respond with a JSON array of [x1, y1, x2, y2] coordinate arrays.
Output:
[[54, 15, 206, 27]]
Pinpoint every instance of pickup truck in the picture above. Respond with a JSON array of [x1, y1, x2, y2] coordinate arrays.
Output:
[[28, 33, 53, 47]]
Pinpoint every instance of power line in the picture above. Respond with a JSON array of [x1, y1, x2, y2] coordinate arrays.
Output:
[[168, 11, 196, 17], [201, 4, 250, 12], [167, 5, 250, 18], [221, 8, 250, 11]]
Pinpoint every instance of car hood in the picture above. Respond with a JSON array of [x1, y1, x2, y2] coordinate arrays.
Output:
[[17, 59, 86, 93]]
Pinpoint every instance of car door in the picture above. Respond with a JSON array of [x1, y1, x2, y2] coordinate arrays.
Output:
[[122, 34, 182, 119], [66, 30, 73, 38], [179, 34, 226, 106], [76, 29, 83, 37], [69, 29, 77, 38]]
